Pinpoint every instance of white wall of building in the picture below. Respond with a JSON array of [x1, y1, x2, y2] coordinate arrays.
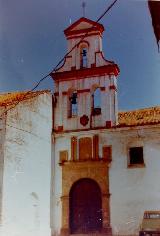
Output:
[[0, 109, 6, 227], [1, 92, 52, 236], [52, 125, 160, 236], [51, 135, 71, 236], [107, 126, 160, 235], [66, 34, 102, 70]]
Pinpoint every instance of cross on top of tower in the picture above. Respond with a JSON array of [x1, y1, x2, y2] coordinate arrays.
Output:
[[82, 1, 86, 17]]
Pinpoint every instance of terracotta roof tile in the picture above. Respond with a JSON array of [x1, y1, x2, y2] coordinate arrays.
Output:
[[118, 106, 160, 127], [0, 90, 50, 107]]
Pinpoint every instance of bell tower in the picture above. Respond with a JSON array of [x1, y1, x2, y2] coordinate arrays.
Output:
[[51, 17, 119, 132], [51, 17, 120, 236]]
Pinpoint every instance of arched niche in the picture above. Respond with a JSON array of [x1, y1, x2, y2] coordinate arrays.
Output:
[[91, 85, 101, 115], [68, 89, 78, 118], [79, 41, 89, 68]]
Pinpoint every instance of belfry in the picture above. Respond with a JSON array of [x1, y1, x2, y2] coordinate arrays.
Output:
[[50, 17, 119, 236]]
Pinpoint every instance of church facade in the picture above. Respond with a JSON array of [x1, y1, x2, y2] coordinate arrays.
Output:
[[50, 17, 160, 236], [0, 17, 160, 236]]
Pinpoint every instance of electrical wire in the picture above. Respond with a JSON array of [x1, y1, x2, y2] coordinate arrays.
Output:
[[0, 75, 51, 118], [0, 0, 118, 119]]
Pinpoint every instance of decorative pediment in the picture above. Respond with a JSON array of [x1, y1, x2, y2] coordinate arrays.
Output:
[[64, 17, 104, 36]]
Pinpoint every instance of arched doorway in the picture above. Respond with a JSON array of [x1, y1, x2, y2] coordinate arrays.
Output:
[[69, 178, 102, 234]]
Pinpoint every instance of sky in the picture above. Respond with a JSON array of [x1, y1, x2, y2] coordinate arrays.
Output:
[[0, 0, 160, 111]]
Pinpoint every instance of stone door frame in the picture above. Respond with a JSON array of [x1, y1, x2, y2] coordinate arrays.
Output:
[[60, 161, 111, 236]]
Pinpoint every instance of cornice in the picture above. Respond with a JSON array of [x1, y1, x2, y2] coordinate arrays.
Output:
[[50, 65, 120, 81]]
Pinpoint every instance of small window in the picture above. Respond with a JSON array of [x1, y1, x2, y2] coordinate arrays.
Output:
[[69, 91, 78, 117], [92, 88, 101, 115], [80, 48, 88, 68], [129, 147, 144, 166]]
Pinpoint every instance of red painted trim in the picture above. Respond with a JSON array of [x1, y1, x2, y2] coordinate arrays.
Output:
[[100, 87, 105, 91], [66, 28, 103, 37], [78, 89, 90, 93], [54, 92, 59, 96], [54, 122, 160, 133], [109, 85, 117, 91], [67, 32, 102, 40], [62, 89, 90, 95], [96, 51, 115, 65], [62, 91, 68, 95], [54, 56, 72, 72], [57, 126, 63, 131], [91, 63, 96, 68], [64, 17, 104, 36], [54, 125, 108, 133], [51, 65, 120, 81], [77, 40, 90, 47], [106, 121, 112, 128], [53, 122, 160, 133], [71, 66, 76, 71]]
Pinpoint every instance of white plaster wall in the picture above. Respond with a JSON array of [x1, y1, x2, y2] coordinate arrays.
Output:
[[1, 92, 52, 236], [66, 34, 102, 70], [52, 126, 160, 235], [51, 135, 71, 236], [0, 110, 6, 228], [60, 35, 110, 72], [107, 126, 160, 235]]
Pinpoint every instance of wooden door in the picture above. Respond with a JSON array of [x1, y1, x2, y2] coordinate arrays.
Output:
[[69, 178, 102, 234]]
